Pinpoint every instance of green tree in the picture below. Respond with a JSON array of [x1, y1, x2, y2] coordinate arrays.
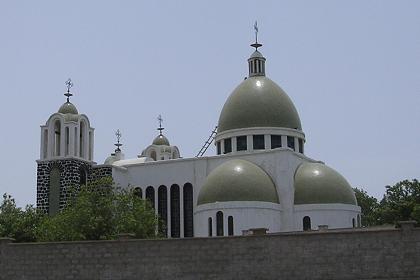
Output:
[[353, 187, 380, 226], [0, 194, 43, 242], [378, 179, 420, 225], [36, 177, 162, 241]]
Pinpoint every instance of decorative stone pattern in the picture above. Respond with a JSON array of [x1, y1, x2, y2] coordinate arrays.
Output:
[[0, 226, 419, 280], [91, 165, 112, 182], [37, 159, 112, 214]]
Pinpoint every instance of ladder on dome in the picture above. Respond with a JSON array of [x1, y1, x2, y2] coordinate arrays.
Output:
[[196, 126, 218, 157]]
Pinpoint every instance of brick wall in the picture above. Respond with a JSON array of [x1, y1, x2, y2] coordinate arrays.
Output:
[[0, 224, 419, 280]]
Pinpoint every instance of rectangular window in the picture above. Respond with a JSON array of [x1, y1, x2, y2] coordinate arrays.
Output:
[[287, 136, 295, 150], [298, 138, 304, 154], [216, 141, 221, 155], [224, 138, 232, 154], [271, 135, 282, 149], [236, 136, 247, 151], [253, 135, 265, 150]]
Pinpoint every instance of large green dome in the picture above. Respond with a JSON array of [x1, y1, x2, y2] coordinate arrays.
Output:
[[197, 159, 279, 205], [217, 76, 302, 133], [294, 162, 357, 205]]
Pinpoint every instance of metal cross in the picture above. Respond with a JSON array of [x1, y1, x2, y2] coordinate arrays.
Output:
[[64, 78, 74, 102], [114, 129, 122, 151], [254, 21, 259, 43], [157, 114, 164, 135], [251, 21, 262, 50]]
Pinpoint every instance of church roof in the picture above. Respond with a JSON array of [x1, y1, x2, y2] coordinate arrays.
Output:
[[294, 162, 357, 205], [152, 134, 170, 146], [58, 101, 78, 115], [197, 159, 279, 205]]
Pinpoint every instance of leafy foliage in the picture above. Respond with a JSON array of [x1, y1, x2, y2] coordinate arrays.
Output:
[[355, 179, 420, 226], [378, 179, 420, 224], [353, 188, 380, 226], [0, 194, 43, 242], [36, 177, 162, 241]]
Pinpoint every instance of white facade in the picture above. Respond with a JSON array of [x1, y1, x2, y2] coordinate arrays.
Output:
[[40, 111, 94, 162], [110, 147, 360, 237]]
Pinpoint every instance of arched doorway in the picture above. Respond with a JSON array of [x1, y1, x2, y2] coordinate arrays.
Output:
[[158, 185, 168, 236], [183, 183, 194, 237], [170, 184, 180, 238], [49, 166, 61, 215], [303, 216, 311, 231], [145, 186, 155, 209]]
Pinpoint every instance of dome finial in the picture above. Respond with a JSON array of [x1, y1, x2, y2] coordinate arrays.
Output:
[[157, 114, 164, 136], [251, 21, 262, 50], [114, 129, 123, 152], [64, 78, 74, 102]]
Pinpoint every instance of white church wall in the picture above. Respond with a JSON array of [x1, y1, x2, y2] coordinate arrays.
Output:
[[194, 201, 282, 237], [110, 148, 357, 235], [293, 204, 361, 230]]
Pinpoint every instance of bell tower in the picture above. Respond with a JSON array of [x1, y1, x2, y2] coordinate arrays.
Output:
[[36, 79, 95, 215]]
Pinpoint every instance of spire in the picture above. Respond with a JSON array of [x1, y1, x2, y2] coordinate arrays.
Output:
[[114, 129, 122, 152], [64, 78, 74, 102], [157, 114, 164, 136], [248, 22, 266, 77], [251, 21, 262, 50]]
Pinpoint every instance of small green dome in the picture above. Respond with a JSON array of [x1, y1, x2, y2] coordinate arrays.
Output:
[[294, 162, 357, 205], [197, 159, 279, 205], [218, 76, 302, 133], [153, 134, 170, 146], [58, 102, 78, 114]]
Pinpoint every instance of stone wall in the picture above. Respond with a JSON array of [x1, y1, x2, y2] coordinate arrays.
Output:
[[37, 158, 112, 214], [0, 224, 419, 280]]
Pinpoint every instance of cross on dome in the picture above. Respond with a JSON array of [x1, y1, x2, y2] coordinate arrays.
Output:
[[64, 78, 74, 102], [114, 129, 123, 152], [251, 21, 262, 50], [157, 114, 165, 135]]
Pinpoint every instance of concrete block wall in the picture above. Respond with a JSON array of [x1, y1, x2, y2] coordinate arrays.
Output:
[[0, 225, 419, 280]]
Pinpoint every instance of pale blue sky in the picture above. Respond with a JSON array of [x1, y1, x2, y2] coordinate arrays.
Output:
[[0, 1, 419, 206]]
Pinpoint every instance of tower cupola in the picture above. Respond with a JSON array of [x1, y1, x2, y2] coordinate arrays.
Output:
[[39, 79, 94, 161], [248, 22, 266, 77], [140, 115, 181, 161]]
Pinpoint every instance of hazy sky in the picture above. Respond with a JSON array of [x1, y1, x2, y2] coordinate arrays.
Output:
[[0, 1, 419, 207]]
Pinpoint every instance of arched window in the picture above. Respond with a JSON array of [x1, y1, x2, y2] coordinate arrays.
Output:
[[150, 150, 157, 161], [183, 183, 194, 237], [170, 184, 180, 238], [49, 166, 61, 215], [228, 216, 234, 236], [208, 217, 212, 237], [65, 127, 70, 156], [216, 211, 224, 236], [146, 186, 155, 209], [74, 127, 77, 156], [134, 187, 142, 199], [352, 218, 356, 228], [88, 131, 93, 160], [158, 185, 168, 236], [79, 166, 88, 187], [357, 214, 361, 227], [79, 121, 85, 158], [43, 129, 48, 159], [54, 120, 61, 156], [303, 216, 311, 231]]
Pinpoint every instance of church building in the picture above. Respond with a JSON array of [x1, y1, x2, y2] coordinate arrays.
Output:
[[36, 34, 361, 238]]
